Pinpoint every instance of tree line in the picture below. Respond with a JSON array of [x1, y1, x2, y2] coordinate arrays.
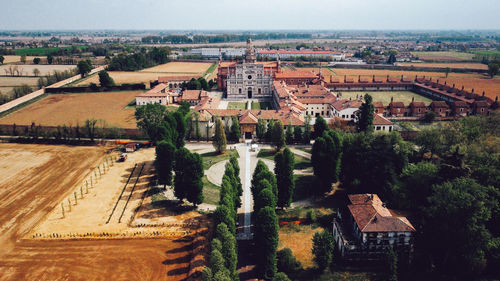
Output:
[[141, 33, 313, 44], [107, 47, 171, 71], [203, 156, 241, 281]]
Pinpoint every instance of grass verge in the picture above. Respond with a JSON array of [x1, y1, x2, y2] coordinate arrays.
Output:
[[202, 175, 220, 205], [201, 149, 239, 170]]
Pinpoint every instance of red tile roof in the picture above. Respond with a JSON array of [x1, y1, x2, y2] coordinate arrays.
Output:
[[347, 194, 415, 233], [373, 114, 393, 126]]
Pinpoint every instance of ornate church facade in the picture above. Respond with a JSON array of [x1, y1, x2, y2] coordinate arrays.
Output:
[[218, 38, 278, 100]]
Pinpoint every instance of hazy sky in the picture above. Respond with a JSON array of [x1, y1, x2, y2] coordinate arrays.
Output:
[[1, 0, 499, 30]]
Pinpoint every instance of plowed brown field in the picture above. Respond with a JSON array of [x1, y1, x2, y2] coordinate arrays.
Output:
[[0, 144, 194, 281]]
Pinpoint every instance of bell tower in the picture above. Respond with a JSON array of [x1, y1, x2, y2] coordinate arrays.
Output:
[[245, 38, 256, 63]]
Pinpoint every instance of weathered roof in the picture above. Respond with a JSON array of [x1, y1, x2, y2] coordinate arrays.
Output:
[[347, 194, 415, 233], [373, 114, 393, 126]]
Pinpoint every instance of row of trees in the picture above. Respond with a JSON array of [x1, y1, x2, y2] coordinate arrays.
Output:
[[141, 33, 312, 44], [137, 102, 205, 206], [107, 47, 171, 71], [1, 119, 123, 142], [203, 157, 241, 280], [256, 117, 312, 145]]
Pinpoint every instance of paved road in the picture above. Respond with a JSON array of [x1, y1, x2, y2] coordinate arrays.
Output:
[[236, 143, 254, 240]]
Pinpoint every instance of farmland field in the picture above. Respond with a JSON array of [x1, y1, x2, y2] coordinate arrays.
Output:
[[75, 71, 198, 86], [336, 91, 433, 105], [140, 61, 213, 74], [0, 64, 76, 76], [0, 91, 140, 128], [0, 55, 47, 64], [0, 143, 198, 281], [0, 76, 39, 87], [14, 46, 88, 56], [396, 62, 488, 70], [410, 51, 476, 61]]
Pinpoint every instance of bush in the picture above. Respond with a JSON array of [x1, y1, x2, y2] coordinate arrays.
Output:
[[277, 248, 302, 276]]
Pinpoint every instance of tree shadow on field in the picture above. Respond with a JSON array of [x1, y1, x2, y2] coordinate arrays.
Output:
[[162, 254, 191, 265]]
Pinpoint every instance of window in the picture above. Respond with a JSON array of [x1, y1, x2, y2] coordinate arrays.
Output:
[[258, 88, 261, 94], [239, 88, 242, 94], [376, 126, 381, 130], [248, 75, 252, 80]]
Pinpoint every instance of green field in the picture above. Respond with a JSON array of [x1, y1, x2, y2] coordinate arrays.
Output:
[[15, 46, 88, 56], [227, 102, 247, 110], [411, 51, 475, 61], [338, 91, 432, 106], [251, 101, 273, 110], [472, 50, 500, 58]]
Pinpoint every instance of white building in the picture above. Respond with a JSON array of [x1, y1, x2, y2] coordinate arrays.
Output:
[[135, 84, 171, 106], [373, 114, 394, 132], [189, 48, 245, 58], [331, 99, 362, 121], [258, 50, 345, 61]]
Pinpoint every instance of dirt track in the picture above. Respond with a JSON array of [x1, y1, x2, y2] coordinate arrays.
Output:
[[0, 143, 193, 281]]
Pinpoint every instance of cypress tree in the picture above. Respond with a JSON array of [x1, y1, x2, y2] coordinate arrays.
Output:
[[213, 117, 227, 154], [155, 140, 176, 187], [255, 206, 279, 280], [230, 116, 241, 142], [275, 148, 295, 208], [272, 120, 286, 151], [357, 94, 374, 133]]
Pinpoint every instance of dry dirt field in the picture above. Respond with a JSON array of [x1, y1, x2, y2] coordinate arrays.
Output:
[[0, 144, 207, 281], [0, 91, 139, 128], [396, 62, 489, 70], [327, 69, 500, 100], [75, 71, 199, 87], [0, 65, 76, 76], [0, 55, 47, 64], [278, 224, 323, 269], [0, 76, 39, 87], [140, 62, 213, 74]]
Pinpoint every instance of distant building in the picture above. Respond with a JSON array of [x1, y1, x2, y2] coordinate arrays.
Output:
[[135, 84, 172, 106], [258, 50, 345, 61], [158, 76, 194, 92], [332, 194, 415, 261]]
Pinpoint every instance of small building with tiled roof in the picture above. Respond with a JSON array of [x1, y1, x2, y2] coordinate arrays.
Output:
[[429, 101, 450, 117], [135, 84, 171, 106], [389, 98, 407, 117], [331, 99, 362, 121], [451, 101, 470, 117], [180, 90, 209, 105], [373, 114, 393, 132], [409, 98, 427, 118], [332, 194, 415, 260]]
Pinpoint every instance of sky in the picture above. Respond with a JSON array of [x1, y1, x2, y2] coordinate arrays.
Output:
[[1, 0, 499, 30]]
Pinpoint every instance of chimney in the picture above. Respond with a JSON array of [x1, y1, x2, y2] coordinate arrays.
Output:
[[412, 96, 415, 102], [453, 83, 455, 88], [344, 75, 346, 83], [472, 88, 474, 93], [496, 96, 498, 102], [391, 96, 394, 102], [386, 75, 389, 82], [482, 91, 485, 97], [358, 75, 361, 82], [444, 81, 447, 85], [401, 75, 403, 81], [372, 75, 375, 82], [437, 79, 439, 84], [462, 86, 464, 90]]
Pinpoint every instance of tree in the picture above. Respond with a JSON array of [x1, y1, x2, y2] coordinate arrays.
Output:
[[47, 54, 53, 64], [213, 117, 227, 154], [209, 248, 226, 276], [384, 246, 398, 281], [423, 111, 436, 123], [313, 116, 328, 139], [135, 103, 167, 144], [387, 53, 396, 64], [186, 78, 202, 90], [303, 115, 312, 144], [20, 54, 26, 64], [0, 55, 4, 65], [33, 57, 41, 64], [445, 67, 450, 78], [272, 120, 286, 151], [213, 205, 236, 234], [272, 272, 291, 281], [155, 140, 176, 187], [266, 119, 275, 142], [312, 130, 343, 193], [423, 177, 499, 275], [98, 70, 115, 87], [193, 112, 201, 140], [202, 267, 213, 281], [293, 126, 302, 143], [277, 248, 301, 276], [33, 68, 40, 77], [77, 59, 92, 78], [198, 77, 209, 91], [255, 185, 276, 212], [356, 94, 374, 133], [229, 156, 242, 201], [275, 148, 295, 208], [488, 63, 499, 78], [172, 111, 187, 148], [229, 116, 241, 142], [312, 230, 334, 271], [285, 124, 293, 144], [174, 148, 204, 205], [257, 118, 266, 140], [251, 161, 277, 198], [255, 206, 279, 280], [215, 223, 238, 279], [84, 118, 98, 141]]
